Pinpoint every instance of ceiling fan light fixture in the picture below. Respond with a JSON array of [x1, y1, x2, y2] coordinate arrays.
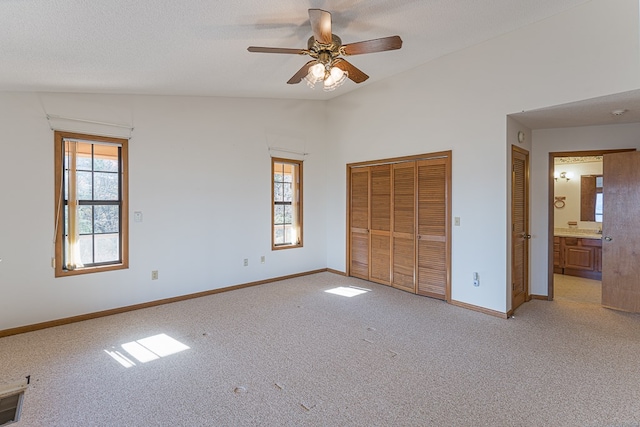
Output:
[[323, 66, 347, 91], [323, 73, 336, 87], [304, 62, 325, 88], [304, 62, 347, 91], [310, 63, 325, 79], [304, 77, 317, 88], [330, 66, 345, 80]]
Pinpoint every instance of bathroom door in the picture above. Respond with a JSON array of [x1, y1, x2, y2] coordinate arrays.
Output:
[[601, 151, 640, 312]]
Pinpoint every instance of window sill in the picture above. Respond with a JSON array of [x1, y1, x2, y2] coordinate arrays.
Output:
[[272, 244, 303, 251], [55, 262, 128, 278]]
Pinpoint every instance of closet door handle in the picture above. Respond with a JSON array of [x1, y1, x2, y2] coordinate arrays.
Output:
[[604, 236, 612, 242]]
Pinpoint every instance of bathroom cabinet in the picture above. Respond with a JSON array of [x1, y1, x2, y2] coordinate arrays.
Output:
[[554, 236, 602, 280]]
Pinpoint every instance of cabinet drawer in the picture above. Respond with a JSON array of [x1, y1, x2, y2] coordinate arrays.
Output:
[[564, 237, 579, 246], [581, 238, 602, 248]]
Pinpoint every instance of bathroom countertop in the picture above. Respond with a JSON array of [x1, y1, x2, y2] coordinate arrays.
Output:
[[554, 231, 602, 239]]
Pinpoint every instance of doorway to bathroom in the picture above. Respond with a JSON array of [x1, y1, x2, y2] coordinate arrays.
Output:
[[549, 148, 637, 310]]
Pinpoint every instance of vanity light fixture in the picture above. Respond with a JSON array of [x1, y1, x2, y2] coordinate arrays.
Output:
[[554, 171, 573, 182]]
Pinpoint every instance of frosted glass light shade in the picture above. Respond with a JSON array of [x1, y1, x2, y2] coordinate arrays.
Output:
[[310, 63, 325, 79], [323, 66, 348, 91]]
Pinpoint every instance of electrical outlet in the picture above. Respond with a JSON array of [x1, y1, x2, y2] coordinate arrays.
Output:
[[473, 272, 479, 287], [261, 256, 265, 264], [151, 270, 158, 280], [243, 258, 249, 267]]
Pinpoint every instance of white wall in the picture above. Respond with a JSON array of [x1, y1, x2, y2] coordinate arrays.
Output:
[[0, 93, 328, 330], [530, 123, 640, 296], [325, 0, 640, 313]]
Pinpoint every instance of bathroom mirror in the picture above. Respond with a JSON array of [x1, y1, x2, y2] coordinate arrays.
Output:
[[580, 174, 603, 222]]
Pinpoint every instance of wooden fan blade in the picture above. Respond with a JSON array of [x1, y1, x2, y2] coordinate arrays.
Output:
[[248, 46, 306, 55], [287, 61, 316, 84], [342, 36, 403, 55], [333, 59, 369, 83], [309, 9, 332, 44]]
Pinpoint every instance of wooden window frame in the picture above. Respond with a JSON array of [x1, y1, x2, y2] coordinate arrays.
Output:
[[271, 158, 303, 250], [54, 131, 129, 277]]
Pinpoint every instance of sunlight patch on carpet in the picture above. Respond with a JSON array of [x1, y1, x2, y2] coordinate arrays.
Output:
[[105, 333, 190, 368], [325, 286, 370, 297]]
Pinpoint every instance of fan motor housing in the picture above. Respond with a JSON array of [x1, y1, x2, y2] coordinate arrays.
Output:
[[307, 34, 342, 60]]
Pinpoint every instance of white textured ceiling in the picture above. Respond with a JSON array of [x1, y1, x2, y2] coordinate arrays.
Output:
[[512, 89, 640, 129], [0, 0, 593, 100]]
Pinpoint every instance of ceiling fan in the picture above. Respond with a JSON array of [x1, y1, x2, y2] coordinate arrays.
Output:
[[247, 9, 403, 91]]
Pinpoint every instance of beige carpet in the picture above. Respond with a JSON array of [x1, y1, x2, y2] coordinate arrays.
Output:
[[554, 273, 602, 305], [1, 272, 640, 426]]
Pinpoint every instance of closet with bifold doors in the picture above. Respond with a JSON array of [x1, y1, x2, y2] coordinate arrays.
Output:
[[347, 151, 451, 301]]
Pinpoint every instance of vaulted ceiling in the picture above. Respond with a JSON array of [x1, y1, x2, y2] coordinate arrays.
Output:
[[0, 0, 592, 100]]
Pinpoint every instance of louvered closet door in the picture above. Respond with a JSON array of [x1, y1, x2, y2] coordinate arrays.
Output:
[[511, 148, 528, 311], [370, 165, 391, 285], [416, 157, 450, 300], [350, 167, 370, 279], [392, 162, 416, 292]]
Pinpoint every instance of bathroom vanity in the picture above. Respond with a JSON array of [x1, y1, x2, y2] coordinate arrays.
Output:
[[553, 231, 602, 280]]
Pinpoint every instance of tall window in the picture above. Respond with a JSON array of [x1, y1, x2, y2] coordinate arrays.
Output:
[[272, 158, 303, 249], [54, 131, 128, 277]]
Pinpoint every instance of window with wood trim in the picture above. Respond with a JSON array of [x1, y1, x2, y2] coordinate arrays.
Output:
[[54, 131, 128, 277], [272, 158, 303, 249]]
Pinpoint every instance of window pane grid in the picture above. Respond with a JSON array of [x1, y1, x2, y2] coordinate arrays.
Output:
[[272, 159, 301, 248], [62, 139, 122, 268]]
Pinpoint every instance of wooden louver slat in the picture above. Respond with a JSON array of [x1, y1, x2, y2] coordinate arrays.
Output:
[[371, 165, 391, 232], [392, 163, 415, 292], [351, 169, 369, 229], [513, 158, 525, 235], [370, 234, 391, 283], [512, 155, 526, 300], [393, 164, 415, 234], [351, 232, 369, 279], [370, 165, 391, 284], [416, 159, 449, 299], [350, 168, 370, 279]]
